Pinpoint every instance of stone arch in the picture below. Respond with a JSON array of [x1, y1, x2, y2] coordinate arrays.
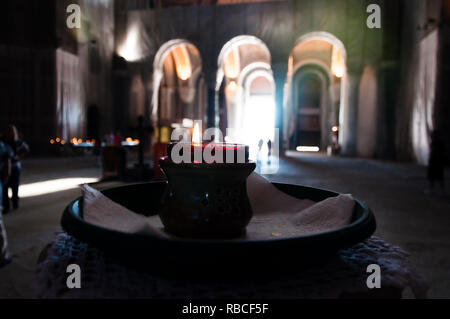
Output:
[[285, 31, 348, 152], [291, 64, 332, 149], [151, 39, 204, 125], [216, 35, 272, 90], [214, 36, 272, 127]]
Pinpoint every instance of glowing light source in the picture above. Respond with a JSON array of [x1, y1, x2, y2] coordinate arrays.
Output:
[[172, 45, 192, 80], [288, 55, 294, 76], [224, 47, 240, 79], [13, 177, 99, 198], [118, 24, 142, 62], [331, 45, 345, 78], [225, 80, 238, 96], [296, 146, 320, 152], [182, 118, 194, 128], [121, 138, 139, 146], [192, 122, 201, 145], [241, 94, 276, 161], [50, 139, 55, 144], [332, 126, 339, 132]]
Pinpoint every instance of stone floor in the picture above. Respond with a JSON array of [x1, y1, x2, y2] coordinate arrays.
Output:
[[0, 153, 449, 298]]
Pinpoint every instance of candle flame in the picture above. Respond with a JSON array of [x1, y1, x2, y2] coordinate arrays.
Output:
[[192, 123, 201, 145]]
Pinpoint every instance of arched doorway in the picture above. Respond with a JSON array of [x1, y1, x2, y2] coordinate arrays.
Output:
[[151, 40, 207, 142], [216, 36, 275, 161], [285, 32, 347, 153], [294, 70, 324, 148]]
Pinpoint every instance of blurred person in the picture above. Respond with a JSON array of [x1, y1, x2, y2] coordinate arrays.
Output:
[[267, 139, 272, 165], [0, 139, 12, 267], [1, 125, 29, 213], [257, 139, 264, 164], [258, 139, 264, 152], [426, 129, 446, 196]]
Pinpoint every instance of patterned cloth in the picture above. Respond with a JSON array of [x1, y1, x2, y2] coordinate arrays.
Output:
[[33, 233, 428, 299]]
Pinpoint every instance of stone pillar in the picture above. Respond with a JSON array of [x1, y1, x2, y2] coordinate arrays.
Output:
[[375, 62, 398, 159], [340, 71, 361, 156], [272, 63, 288, 152], [206, 87, 217, 128], [203, 66, 218, 128]]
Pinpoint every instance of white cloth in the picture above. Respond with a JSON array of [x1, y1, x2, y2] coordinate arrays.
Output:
[[82, 172, 355, 239]]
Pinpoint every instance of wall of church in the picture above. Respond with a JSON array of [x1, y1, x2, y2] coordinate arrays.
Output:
[[0, 0, 57, 154], [395, 0, 443, 164], [56, 0, 115, 141], [116, 0, 385, 156]]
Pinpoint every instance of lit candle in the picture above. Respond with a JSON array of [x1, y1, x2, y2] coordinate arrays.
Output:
[[158, 123, 256, 239], [166, 123, 249, 164]]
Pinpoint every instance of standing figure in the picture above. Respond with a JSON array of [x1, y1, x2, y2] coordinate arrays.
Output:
[[0, 140, 12, 267], [2, 125, 29, 213], [267, 139, 272, 165], [258, 139, 264, 153], [427, 129, 446, 195], [257, 139, 264, 164]]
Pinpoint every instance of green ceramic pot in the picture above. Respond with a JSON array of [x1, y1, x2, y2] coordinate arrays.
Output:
[[158, 157, 256, 239]]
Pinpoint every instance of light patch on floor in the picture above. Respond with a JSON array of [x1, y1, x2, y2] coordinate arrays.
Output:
[[9, 178, 100, 198]]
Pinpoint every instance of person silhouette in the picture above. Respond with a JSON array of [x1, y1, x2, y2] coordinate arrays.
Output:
[[257, 139, 264, 164], [0, 139, 12, 267], [1, 125, 29, 213], [258, 139, 264, 152], [267, 139, 272, 165]]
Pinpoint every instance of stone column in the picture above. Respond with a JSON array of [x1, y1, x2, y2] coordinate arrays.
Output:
[[203, 66, 219, 128], [272, 63, 288, 152], [340, 71, 362, 156]]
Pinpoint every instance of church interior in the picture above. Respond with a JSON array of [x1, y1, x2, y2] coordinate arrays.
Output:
[[0, 0, 449, 300]]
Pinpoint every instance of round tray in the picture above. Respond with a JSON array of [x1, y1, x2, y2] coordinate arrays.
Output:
[[61, 181, 376, 277]]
